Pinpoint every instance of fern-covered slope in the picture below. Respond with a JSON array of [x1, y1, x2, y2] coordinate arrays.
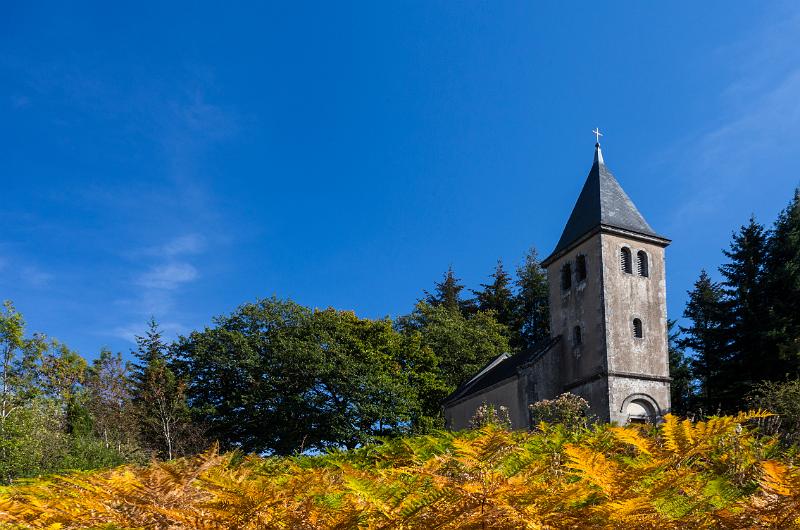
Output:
[[1, 412, 799, 529]]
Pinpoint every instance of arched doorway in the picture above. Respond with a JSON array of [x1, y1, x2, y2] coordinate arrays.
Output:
[[620, 394, 659, 424]]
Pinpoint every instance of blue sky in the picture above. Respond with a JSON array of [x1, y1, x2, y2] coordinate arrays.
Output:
[[2, 2, 799, 358]]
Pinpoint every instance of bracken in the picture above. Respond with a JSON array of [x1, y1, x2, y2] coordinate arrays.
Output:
[[0, 411, 797, 529]]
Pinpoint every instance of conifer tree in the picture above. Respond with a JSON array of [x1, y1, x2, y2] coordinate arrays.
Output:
[[667, 320, 693, 415], [131, 319, 193, 460], [719, 217, 771, 386], [678, 271, 732, 412], [424, 266, 468, 314], [513, 247, 550, 350], [472, 260, 516, 337], [764, 189, 800, 372]]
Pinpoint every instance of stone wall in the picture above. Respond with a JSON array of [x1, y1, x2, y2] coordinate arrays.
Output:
[[443, 377, 527, 430], [545, 235, 608, 387], [600, 232, 671, 421]]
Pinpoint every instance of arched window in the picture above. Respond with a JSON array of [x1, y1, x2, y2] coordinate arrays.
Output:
[[633, 318, 643, 339], [620, 247, 632, 274], [637, 251, 649, 277], [573, 325, 582, 346], [561, 263, 572, 291], [576, 255, 587, 282]]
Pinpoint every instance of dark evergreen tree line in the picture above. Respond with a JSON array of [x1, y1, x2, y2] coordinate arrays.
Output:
[[423, 247, 551, 351], [674, 190, 800, 415]]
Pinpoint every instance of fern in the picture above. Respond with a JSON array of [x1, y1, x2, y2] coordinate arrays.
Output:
[[0, 413, 795, 529]]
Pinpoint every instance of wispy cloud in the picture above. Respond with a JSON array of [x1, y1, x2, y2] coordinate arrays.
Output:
[[20, 266, 53, 288], [112, 234, 210, 342], [136, 262, 199, 290], [665, 5, 800, 224], [142, 233, 207, 258], [0, 255, 52, 289]]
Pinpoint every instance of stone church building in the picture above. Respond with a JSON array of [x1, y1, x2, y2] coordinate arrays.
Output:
[[443, 142, 672, 428]]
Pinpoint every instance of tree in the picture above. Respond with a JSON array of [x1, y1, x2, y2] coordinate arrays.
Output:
[[719, 217, 772, 386], [398, 301, 509, 392], [176, 298, 421, 454], [424, 266, 469, 314], [513, 247, 550, 350], [0, 302, 44, 483], [85, 349, 139, 453], [305, 309, 417, 448], [39, 341, 89, 434], [472, 260, 516, 335], [667, 319, 693, 416], [131, 319, 194, 460], [764, 189, 800, 372], [678, 271, 731, 412]]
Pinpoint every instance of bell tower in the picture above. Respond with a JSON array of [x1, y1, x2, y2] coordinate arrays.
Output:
[[541, 139, 672, 423]]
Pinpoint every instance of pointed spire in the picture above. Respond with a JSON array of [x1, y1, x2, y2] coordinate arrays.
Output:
[[594, 142, 604, 165], [543, 141, 669, 264]]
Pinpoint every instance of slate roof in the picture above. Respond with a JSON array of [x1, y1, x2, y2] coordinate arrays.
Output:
[[442, 336, 561, 405], [547, 144, 668, 262]]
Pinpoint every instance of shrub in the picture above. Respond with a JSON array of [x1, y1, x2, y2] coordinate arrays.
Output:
[[748, 378, 800, 445], [468, 402, 512, 429], [529, 392, 591, 429]]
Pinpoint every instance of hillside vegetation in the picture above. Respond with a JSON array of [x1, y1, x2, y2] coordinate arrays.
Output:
[[1, 411, 799, 529]]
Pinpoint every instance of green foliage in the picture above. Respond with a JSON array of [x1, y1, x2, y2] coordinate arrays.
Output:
[[423, 265, 470, 314], [679, 270, 731, 412], [472, 259, 516, 332], [422, 247, 551, 353], [0, 302, 145, 484], [720, 217, 772, 391], [177, 298, 425, 454], [668, 319, 694, 416], [513, 246, 550, 350], [748, 378, 800, 445], [398, 300, 509, 391], [132, 319, 198, 460], [680, 189, 800, 414], [764, 189, 800, 368], [84, 349, 139, 455]]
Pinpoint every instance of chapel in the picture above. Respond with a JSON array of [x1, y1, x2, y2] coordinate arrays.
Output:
[[442, 138, 672, 428]]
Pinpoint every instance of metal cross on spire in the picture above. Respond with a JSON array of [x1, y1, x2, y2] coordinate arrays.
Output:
[[592, 127, 603, 144]]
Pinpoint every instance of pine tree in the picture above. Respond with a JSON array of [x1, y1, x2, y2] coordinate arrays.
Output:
[[719, 217, 772, 386], [764, 189, 800, 373], [472, 260, 516, 337], [131, 319, 194, 460], [667, 319, 693, 415], [423, 266, 468, 314], [513, 247, 550, 350], [678, 271, 732, 412]]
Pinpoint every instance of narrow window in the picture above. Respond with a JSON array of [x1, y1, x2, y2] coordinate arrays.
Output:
[[620, 247, 632, 274], [573, 325, 582, 346], [561, 263, 572, 291], [576, 255, 587, 282], [637, 251, 649, 277], [633, 318, 643, 339]]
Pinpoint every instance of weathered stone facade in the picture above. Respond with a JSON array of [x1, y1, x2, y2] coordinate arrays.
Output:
[[443, 143, 672, 429]]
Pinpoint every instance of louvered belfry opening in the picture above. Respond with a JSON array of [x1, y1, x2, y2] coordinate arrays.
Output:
[[561, 263, 572, 290], [637, 251, 649, 277], [633, 318, 643, 339], [620, 247, 632, 274], [576, 255, 587, 282]]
